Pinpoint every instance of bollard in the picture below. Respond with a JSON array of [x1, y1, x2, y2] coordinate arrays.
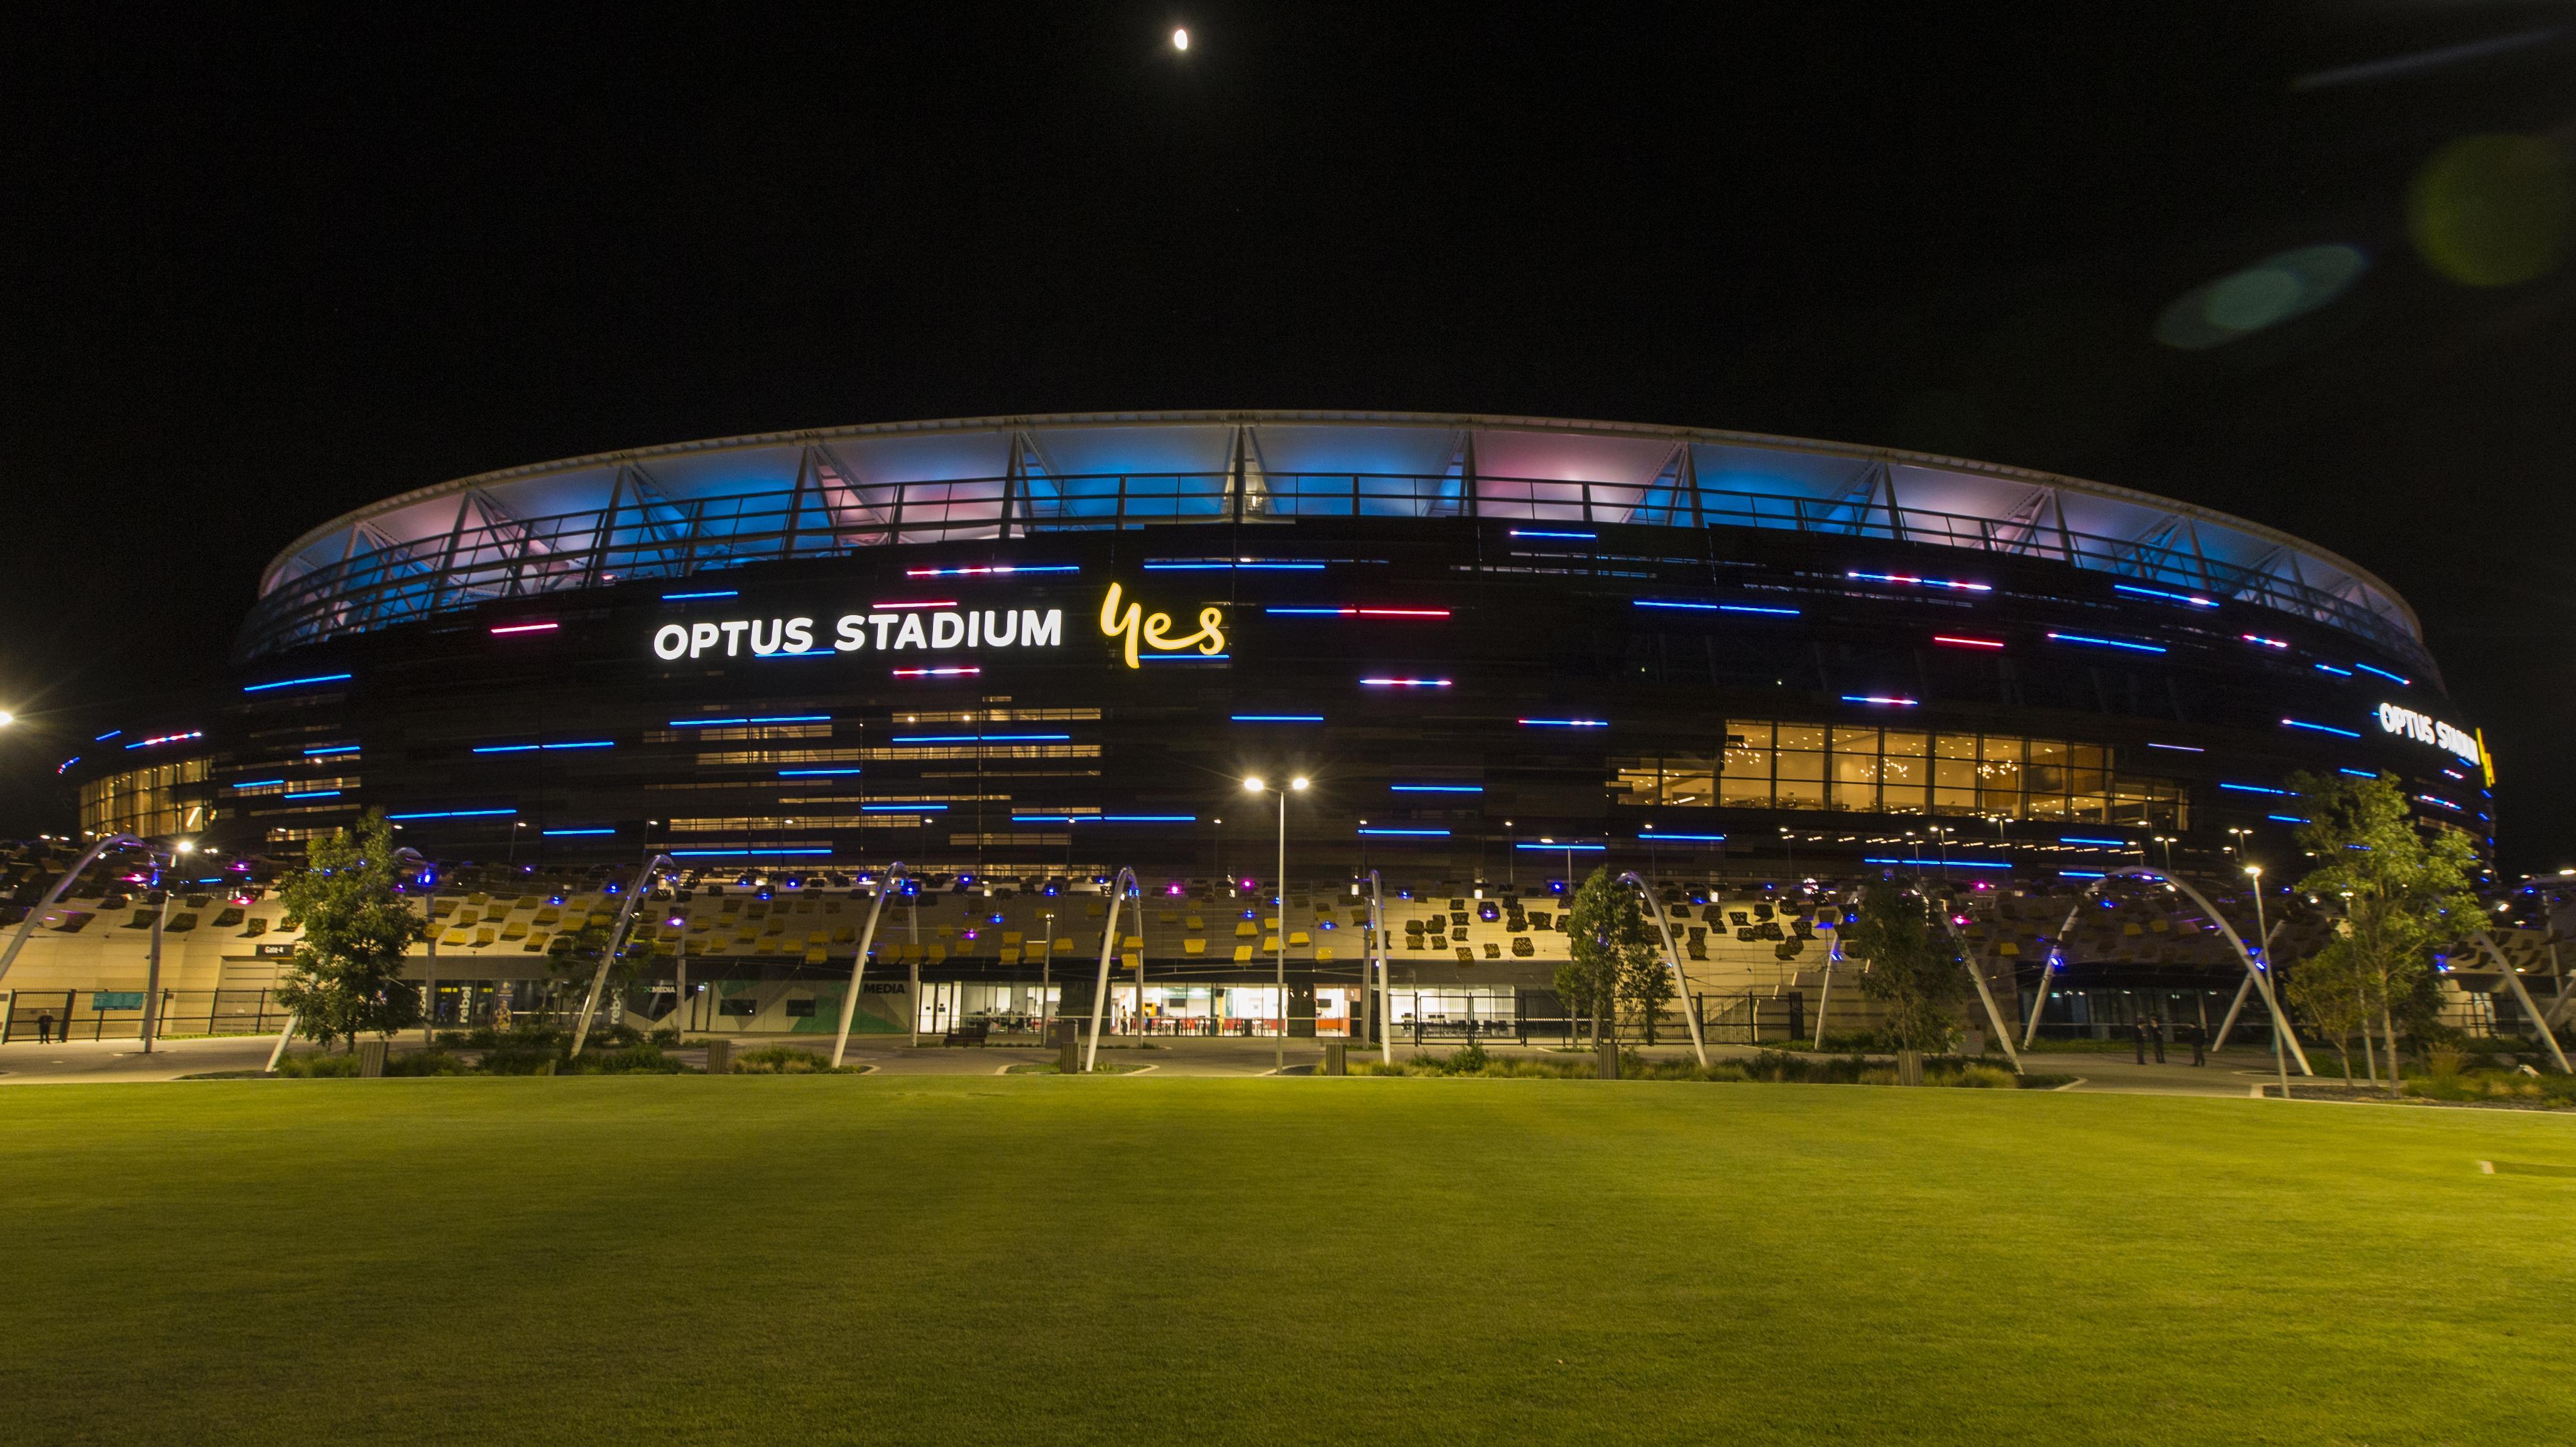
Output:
[[357, 1039, 388, 1078], [1059, 1034, 1082, 1073], [1324, 1040, 1347, 1076], [704, 1038, 731, 1074], [1595, 1039, 1620, 1080]]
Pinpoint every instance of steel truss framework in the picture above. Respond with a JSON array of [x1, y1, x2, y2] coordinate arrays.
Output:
[[243, 413, 2430, 671]]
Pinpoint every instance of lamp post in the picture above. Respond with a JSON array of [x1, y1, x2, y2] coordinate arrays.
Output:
[[1242, 774, 1308, 1070], [141, 838, 194, 1054], [2246, 863, 2289, 1101]]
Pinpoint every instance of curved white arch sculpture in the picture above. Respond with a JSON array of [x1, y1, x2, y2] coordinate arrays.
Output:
[[2031, 866, 2311, 1076], [1082, 869, 1142, 1073], [1615, 872, 1710, 1068], [2469, 930, 2572, 1074], [830, 863, 911, 1068], [1360, 870, 1391, 1066], [0, 833, 151, 989], [1835, 880, 2024, 1072], [570, 855, 680, 1057]]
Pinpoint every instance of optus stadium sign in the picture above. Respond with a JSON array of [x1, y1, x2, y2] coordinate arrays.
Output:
[[648, 582, 1225, 670]]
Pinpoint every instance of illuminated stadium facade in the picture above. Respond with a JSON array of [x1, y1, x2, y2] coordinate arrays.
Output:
[[30, 412, 2499, 1046]]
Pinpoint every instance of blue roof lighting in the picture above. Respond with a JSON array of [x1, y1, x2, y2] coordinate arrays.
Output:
[[471, 740, 615, 753], [2354, 662, 2410, 685], [2267, 814, 2313, 824], [2220, 783, 2288, 795], [1391, 784, 1482, 793], [1519, 718, 1608, 728], [1646, 833, 1728, 842], [1863, 857, 2013, 869], [1144, 560, 1324, 571], [1358, 827, 1451, 837], [659, 590, 738, 601], [2280, 718, 2361, 738], [2059, 836, 2128, 846], [669, 848, 833, 857], [1846, 571, 1990, 592], [283, 790, 342, 800], [1510, 529, 1595, 540], [1517, 842, 1607, 851], [2313, 663, 2353, 677], [304, 745, 360, 756], [892, 733, 1070, 743], [544, 827, 618, 836], [1231, 714, 1325, 723]]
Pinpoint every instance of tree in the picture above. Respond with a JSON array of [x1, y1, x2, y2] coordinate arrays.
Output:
[[1560, 867, 1655, 1046], [273, 811, 427, 1051], [544, 898, 650, 1039], [2284, 946, 2376, 1083], [1617, 917, 1679, 1046], [1843, 881, 1968, 1060], [2287, 771, 2487, 1090]]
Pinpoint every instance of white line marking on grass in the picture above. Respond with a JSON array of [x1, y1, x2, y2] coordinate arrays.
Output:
[[2052, 1078, 2086, 1092]]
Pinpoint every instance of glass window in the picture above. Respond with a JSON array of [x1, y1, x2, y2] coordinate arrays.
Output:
[[1830, 750, 1879, 811], [1935, 733, 1978, 760], [1664, 756, 1716, 808], [1776, 736, 1825, 809], [1610, 760, 1661, 806]]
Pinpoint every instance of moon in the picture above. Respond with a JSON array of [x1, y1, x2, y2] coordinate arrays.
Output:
[[1172, 27, 1189, 51]]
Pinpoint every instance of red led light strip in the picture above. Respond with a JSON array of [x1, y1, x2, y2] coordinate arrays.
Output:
[[1932, 635, 2005, 650]]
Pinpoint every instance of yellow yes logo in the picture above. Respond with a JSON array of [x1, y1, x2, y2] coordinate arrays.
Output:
[[1100, 582, 1226, 669]]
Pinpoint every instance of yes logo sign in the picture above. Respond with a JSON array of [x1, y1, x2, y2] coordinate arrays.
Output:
[[1099, 582, 1225, 668]]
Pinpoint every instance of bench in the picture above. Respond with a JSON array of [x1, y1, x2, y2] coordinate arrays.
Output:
[[942, 1020, 990, 1047]]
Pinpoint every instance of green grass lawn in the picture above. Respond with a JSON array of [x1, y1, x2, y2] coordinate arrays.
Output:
[[4, 1078, 2572, 1446]]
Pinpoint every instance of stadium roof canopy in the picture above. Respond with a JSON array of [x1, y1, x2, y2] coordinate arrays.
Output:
[[244, 411, 2426, 669]]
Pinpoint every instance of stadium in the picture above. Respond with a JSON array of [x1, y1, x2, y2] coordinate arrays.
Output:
[[8, 412, 2510, 1049]]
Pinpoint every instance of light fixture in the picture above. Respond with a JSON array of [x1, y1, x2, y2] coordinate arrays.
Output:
[[1242, 777, 1263, 792], [1291, 777, 1309, 791]]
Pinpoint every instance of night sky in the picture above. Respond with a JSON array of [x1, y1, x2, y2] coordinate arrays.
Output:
[[3, 7, 2570, 868]]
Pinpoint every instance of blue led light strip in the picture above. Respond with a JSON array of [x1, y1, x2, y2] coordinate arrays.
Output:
[[2313, 663, 2352, 677], [892, 733, 1069, 743], [2047, 632, 2166, 653], [1010, 814, 1199, 824], [2219, 784, 2288, 795], [1842, 695, 1918, 706], [1519, 718, 1607, 728], [2059, 836, 2128, 846], [1845, 571, 1990, 592], [2354, 662, 2410, 685], [669, 715, 832, 726], [2267, 814, 2313, 824], [472, 740, 616, 753], [660, 590, 738, 601], [904, 565, 1080, 577], [1634, 600, 1801, 616], [2113, 583, 2217, 608], [863, 803, 949, 812], [777, 768, 863, 777], [304, 745, 360, 756], [1231, 715, 1325, 723], [243, 673, 353, 693], [1141, 653, 1228, 662], [1143, 560, 1324, 571], [1391, 784, 1482, 794], [1645, 833, 1727, 842], [1515, 842, 1607, 851], [386, 809, 517, 821], [1509, 529, 1595, 540], [1358, 827, 1450, 837], [283, 790, 342, 800], [670, 848, 834, 857], [545, 828, 617, 836], [2060, 870, 2107, 879], [1862, 857, 2013, 869], [2279, 718, 2361, 738]]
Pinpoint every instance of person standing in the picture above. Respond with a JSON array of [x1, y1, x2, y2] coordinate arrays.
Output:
[[2131, 1019, 2147, 1064], [2149, 1017, 2166, 1064], [2186, 1023, 2206, 1067], [35, 1010, 55, 1044]]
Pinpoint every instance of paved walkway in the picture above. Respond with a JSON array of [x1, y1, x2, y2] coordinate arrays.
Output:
[[0, 1032, 2311, 1093]]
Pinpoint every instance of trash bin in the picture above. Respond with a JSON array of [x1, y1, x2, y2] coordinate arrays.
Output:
[[704, 1038, 731, 1074], [1595, 1039, 1620, 1079], [1324, 1040, 1347, 1076], [357, 1039, 387, 1078]]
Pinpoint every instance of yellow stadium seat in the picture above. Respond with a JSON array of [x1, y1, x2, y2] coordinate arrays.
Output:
[[1288, 931, 1310, 947], [1184, 939, 1206, 956], [1233, 945, 1253, 963], [1235, 920, 1257, 937]]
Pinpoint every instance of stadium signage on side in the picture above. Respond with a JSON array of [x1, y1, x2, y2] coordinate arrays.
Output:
[[2375, 701, 2482, 768], [652, 609, 1065, 660], [647, 583, 1225, 667]]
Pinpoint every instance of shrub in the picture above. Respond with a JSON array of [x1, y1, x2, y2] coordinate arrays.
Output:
[[273, 1051, 363, 1078], [385, 1049, 472, 1077], [730, 1045, 863, 1074], [565, 1044, 687, 1075], [1940, 1062, 2019, 1089]]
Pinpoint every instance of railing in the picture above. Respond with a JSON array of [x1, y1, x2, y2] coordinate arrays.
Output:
[[0, 988, 290, 1042], [240, 469, 2430, 670]]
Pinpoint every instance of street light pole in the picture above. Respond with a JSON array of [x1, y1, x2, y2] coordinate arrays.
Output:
[[141, 840, 192, 1054], [1243, 774, 1309, 1071], [2246, 863, 2289, 1101]]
